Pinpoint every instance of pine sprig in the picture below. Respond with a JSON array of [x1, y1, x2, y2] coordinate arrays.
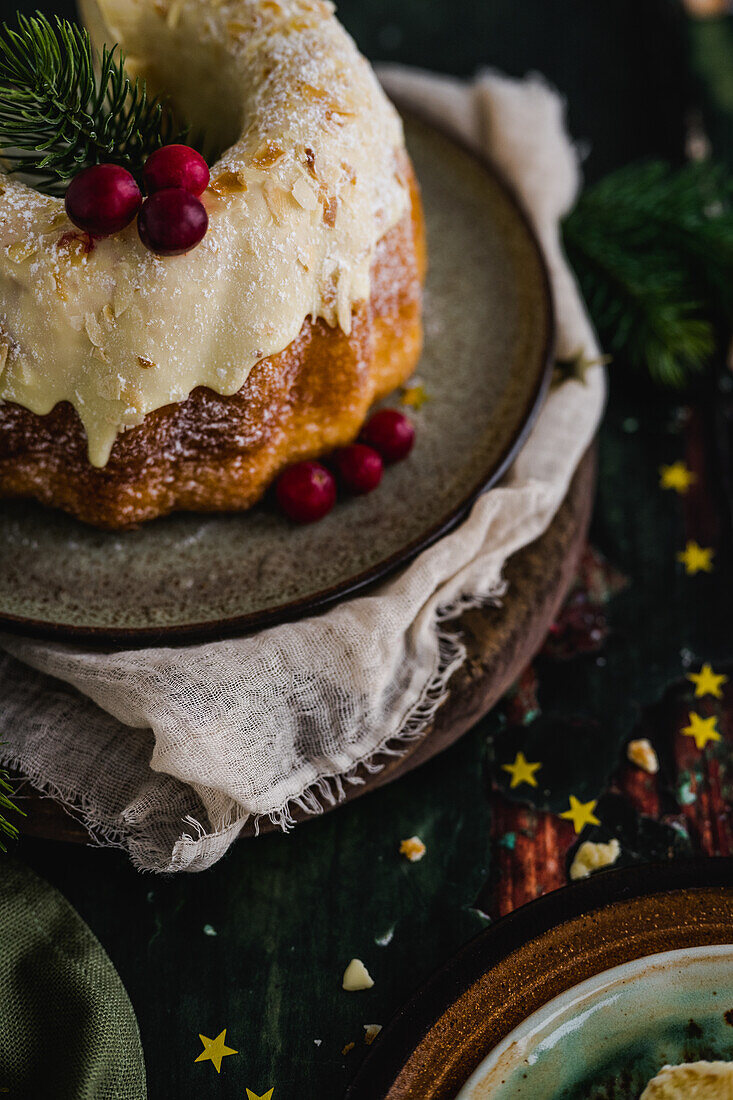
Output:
[[0, 754, 24, 852], [0, 11, 181, 194], [563, 159, 733, 387]]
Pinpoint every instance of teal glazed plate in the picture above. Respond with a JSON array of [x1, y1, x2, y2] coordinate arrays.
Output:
[[0, 113, 553, 645], [346, 859, 733, 1100]]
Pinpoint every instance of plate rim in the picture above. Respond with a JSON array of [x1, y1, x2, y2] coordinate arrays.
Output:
[[0, 110, 555, 647], [345, 857, 733, 1100]]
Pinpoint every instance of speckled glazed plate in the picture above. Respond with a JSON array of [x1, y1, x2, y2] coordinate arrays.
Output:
[[346, 859, 733, 1100], [0, 114, 553, 645]]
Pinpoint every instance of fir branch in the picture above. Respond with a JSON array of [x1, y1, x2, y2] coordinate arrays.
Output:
[[563, 159, 733, 387], [0, 11, 182, 194], [0, 752, 24, 852]]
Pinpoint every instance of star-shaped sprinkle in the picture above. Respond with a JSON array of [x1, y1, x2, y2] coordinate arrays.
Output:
[[401, 383, 429, 409], [246, 1090, 274, 1100], [194, 1030, 237, 1073], [681, 711, 721, 750], [560, 795, 601, 834], [553, 349, 612, 387], [659, 461, 696, 494], [677, 541, 714, 575], [501, 751, 542, 789], [687, 663, 728, 699]]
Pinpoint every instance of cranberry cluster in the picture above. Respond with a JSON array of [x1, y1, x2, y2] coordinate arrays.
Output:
[[276, 408, 415, 524], [64, 145, 210, 255]]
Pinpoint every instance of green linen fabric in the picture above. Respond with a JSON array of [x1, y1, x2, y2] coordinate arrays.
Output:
[[0, 858, 146, 1099]]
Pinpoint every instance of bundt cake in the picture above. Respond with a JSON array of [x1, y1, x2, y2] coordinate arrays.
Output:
[[0, 0, 425, 528]]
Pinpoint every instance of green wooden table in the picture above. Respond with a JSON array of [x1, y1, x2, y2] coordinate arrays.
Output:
[[10, 2, 733, 1098]]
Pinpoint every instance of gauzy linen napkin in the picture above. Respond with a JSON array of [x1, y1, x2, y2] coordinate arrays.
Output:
[[0, 69, 605, 872]]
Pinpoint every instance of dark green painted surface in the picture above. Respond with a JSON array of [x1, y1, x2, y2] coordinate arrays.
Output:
[[8, 2, 733, 1099]]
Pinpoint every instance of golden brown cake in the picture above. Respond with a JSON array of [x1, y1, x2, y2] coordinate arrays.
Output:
[[0, 0, 425, 528]]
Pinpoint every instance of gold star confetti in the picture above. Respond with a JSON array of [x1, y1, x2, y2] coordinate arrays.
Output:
[[560, 795, 601, 834], [194, 1030, 237, 1073], [681, 711, 721, 750], [677, 541, 714, 575], [246, 1091, 274, 1100], [659, 461, 696, 494], [687, 663, 728, 699], [501, 751, 542, 789], [401, 383, 429, 409], [553, 349, 612, 387]]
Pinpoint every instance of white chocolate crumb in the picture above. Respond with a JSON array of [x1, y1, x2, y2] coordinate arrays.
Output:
[[569, 839, 621, 881], [342, 958, 374, 991], [399, 836, 426, 862], [627, 738, 659, 774], [313, 1039, 322, 1046]]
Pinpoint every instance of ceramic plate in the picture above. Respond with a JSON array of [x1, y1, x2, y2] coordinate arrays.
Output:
[[346, 859, 733, 1100], [0, 113, 553, 645]]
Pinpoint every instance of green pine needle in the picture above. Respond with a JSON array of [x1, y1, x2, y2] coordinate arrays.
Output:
[[0, 755, 24, 853], [0, 11, 182, 194], [563, 159, 733, 387]]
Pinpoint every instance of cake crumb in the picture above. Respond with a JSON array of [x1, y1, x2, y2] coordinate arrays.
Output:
[[342, 1042, 355, 1055], [399, 836, 426, 862], [343, 958, 374, 991], [627, 738, 659, 774], [363, 1024, 382, 1045], [570, 839, 621, 881]]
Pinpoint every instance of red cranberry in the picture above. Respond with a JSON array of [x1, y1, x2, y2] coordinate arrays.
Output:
[[143, 144, 210, 197], [65, 163, 142, 238], [332, 444, 383, 495], [360, 408, 415, 463], [276, 461, 337, 524], [138, 188, 208, 256]]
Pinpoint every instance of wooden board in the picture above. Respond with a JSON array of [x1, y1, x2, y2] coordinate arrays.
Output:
[[16, 445, 596, 844]]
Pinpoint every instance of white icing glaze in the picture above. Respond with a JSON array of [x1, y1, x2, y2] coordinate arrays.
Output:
[[0, 0, 408, 465]]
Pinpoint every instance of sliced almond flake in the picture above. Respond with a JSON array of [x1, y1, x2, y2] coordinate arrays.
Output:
[[6, 240, 37, 264], [263, 179, 293, 224], [251, 141, 286, 169], [112, 283, 133, 318], [291, 176, 318, 211], [0, 342, 9, 376], [209, 170, 248, 196], [102, 304, 116, 328], [93, 345, 111, 364], [84, 312, 104, 348], [322, 195, 338, 228], [304, 147, 318, 178]]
